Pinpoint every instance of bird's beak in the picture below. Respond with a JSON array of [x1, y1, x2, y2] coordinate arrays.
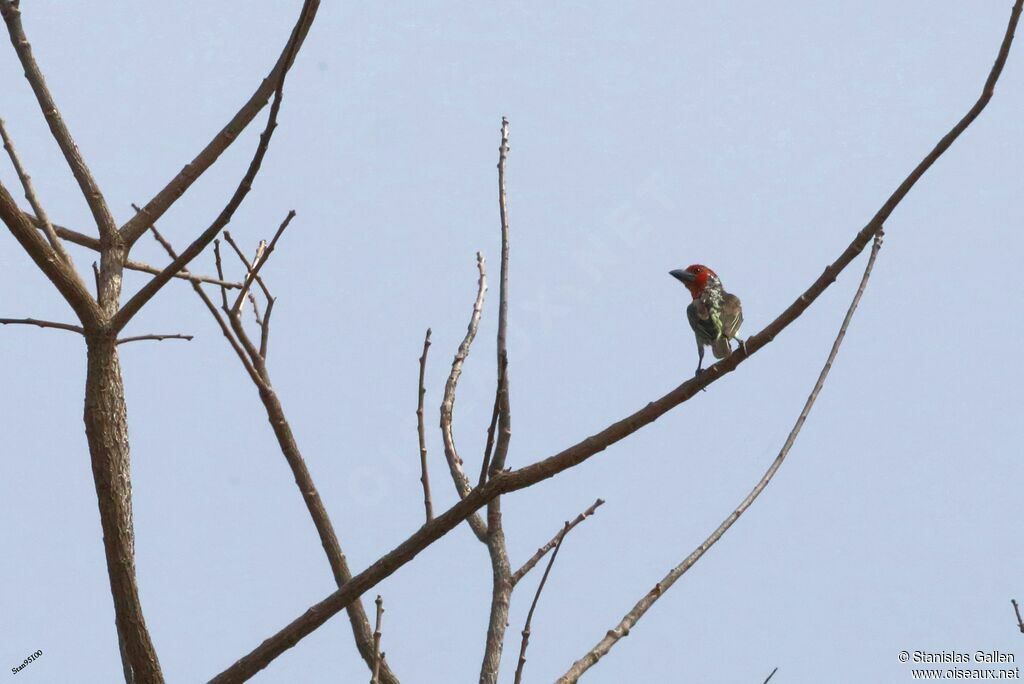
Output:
[[669, 269, 694, 283]]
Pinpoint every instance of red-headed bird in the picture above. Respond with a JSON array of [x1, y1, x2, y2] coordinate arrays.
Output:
[[670, 264, 744, 376]]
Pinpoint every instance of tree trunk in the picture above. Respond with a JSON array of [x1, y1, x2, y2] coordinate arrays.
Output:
[[83, 335, 163, 683]]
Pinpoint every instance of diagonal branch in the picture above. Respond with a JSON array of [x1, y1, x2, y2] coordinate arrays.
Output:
[[1012, 599, 1024, 634], [438, 252, 489, 542], [119, 1, 320, 247], [0, 118, 71, 263], [512, 498, 604, 587], [0, 1, 117, 242], [0, 182, 100, 326], [557, 232, 885, 683], [208, 4, 1022, 676], [514, 504, 595, 684], [110, 0, 313, 334]]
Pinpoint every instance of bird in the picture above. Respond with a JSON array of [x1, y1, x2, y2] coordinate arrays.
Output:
[[669, 264, 744, 376]]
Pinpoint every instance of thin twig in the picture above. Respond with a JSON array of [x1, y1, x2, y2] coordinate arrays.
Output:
[[209, 4, 1023, 674], [0, 118, 70, 262], [417, 329, 434, 522], [478, 354, 505, 488], [557, 233, 886, 683], [230, 211, 295, 316], [116, 333, 194, 345], [438, 253, 489, 541], [222, 231, 273, 300], [763, 667, 779, 684], [0, 317, 84, 335], [512, 499, 604, 587], [1012, 599, 1024, 634], [371, 595, 384, 684], [513, 527, 565, 684], [513, 502, 603, 684], [212, 240, 231, 311]]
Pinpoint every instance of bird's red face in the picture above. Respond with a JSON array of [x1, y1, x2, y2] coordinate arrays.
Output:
[[670, 264, 717, 299]]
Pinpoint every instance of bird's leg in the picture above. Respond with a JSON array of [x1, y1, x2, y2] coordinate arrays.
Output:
[[695, 343, 704, 377], [737, 337, 748, 356]]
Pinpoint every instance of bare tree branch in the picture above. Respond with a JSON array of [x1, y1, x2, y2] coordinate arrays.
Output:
[[208, 4, 1022, 677], [0, 182, 101, 326], [110, 0, 312, 334], [478, 354, 504, 488], [221, 231, 273, 300], [371, 595, 384, 684], [514, 513, 579, 684], [149, 227, 265, 400], [0, 118, 71, 262], [1012, 599, 1024, 634], [480, 117, 515, 684], [0, 317, 84, 335], [764, 667, 779, 684], [417, 328, 435, 522], [116, 333, 193, 345], [439, 252, 489, 542], [0, 1, 117, 243], [230, 211, 295, 315], [556, 232, 885, 683], [155, 227, 401, 684], [512, 499, 604, 587], [25, 211, 237, 288], [118, 1, 321, 247]]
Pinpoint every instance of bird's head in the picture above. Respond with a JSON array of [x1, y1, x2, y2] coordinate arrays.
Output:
[[669, 264, 718, 299]]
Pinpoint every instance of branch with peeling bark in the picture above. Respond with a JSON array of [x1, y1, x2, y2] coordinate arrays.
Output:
[[207, 5, 1022, 676]]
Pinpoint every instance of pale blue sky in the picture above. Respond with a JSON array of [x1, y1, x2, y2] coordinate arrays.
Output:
[[2, 2, 1023, 682]]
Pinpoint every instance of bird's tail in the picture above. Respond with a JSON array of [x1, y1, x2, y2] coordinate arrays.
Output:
[[712, 337, 732, 360]]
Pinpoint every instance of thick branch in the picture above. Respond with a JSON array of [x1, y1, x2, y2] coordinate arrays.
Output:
[[119, 1, 320, 247], [0, 1, 117, 242], [557, 233, 885, 683], [208, 5, 1021, 677], [0, 182, 100, 326]]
